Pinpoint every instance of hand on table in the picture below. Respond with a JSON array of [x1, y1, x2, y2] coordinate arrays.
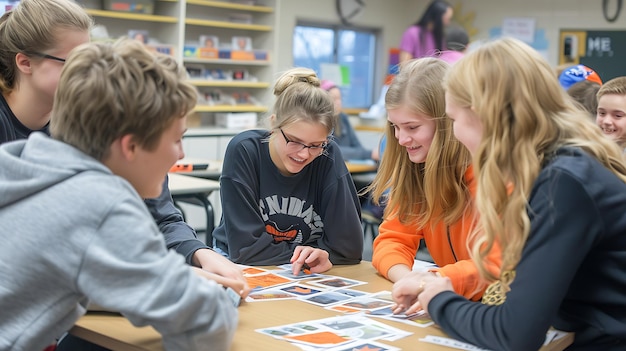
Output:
[[192, 248, 250, 298], [391, 272, 452, 315], [290, 246, 332, 275]]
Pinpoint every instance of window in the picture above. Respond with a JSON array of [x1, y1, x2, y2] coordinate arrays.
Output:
[[293, 23, 377, 109]]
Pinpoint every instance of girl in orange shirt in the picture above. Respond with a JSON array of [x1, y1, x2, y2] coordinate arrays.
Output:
[[368, 57, 499, 301]]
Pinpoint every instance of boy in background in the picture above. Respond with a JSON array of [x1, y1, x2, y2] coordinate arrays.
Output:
[[596, 76, 626, 150], [438, 24, 469, 64], [0, 39, 237, 351]]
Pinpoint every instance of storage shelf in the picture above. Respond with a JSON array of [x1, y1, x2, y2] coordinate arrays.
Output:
[[184, 58, 270, 66], [85, 9, 178, 23], [194, 105, 268, 112], [186, 0, 273, 13], [190, 81, 270, 88], [185, 18, 271, 31]]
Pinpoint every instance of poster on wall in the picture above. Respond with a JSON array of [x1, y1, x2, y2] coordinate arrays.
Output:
[[559, 30, 626, 81], [488, 27, 549, 60]]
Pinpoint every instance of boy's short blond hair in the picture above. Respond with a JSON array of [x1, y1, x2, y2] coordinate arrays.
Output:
[[597, 76, 626, 101], [50, 39, 197, 160]]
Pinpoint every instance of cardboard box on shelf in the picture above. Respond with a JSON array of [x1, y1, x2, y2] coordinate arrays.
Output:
[[216, 112, 257, 129], [183, 46, 198, 58], [253, 50, 269, 61], [218, 49, 232, 59], [231, 50, 255, 60], [198, 48, 219, 59], [146, 44, 175, 57], [103, 0, 154, 14]]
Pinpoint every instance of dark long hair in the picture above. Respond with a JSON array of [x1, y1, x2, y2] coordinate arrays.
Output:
[[415, 0, 451, 52]]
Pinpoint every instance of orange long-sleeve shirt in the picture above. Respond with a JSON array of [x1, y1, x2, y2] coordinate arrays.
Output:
[[372, 165, 501, 301]]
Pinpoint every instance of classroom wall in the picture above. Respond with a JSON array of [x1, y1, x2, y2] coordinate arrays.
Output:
[[455, 0, 626, 66], [275, 0, 626, 85], [274, 0, 418, 92]]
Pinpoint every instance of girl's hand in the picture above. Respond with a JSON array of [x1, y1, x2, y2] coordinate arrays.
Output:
[[418, 276, 454, 312], [391, 272, 441, 314], [290, 246, 332, 275]]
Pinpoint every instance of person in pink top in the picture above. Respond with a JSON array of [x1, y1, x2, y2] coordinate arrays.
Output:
[[399, 0, 453, 63], [438, 24, 469, 65]]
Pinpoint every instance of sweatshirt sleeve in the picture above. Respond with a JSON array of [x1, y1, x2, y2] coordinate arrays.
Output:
[[428, 172, 598, 351], [144, 175, 209, 265], [432, 254, 498, 301], [372, 214, 422, 278], [315, 162, 363, 264], [432, 234, 501, 301], [78, 194, 238, 351]]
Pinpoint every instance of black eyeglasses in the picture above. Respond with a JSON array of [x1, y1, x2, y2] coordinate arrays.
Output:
[[30, 52, 66, 63], [279, 128, 328, 155]]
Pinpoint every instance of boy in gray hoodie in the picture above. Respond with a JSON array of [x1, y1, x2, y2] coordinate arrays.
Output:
[[0, 39, 238, 351]]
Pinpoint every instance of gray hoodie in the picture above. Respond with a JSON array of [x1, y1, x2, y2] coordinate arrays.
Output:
[[0, 133, 238, 351]]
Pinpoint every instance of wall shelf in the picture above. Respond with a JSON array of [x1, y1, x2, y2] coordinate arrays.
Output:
[[184, 18, 271, 31], [85, 9, 177, 23], [184, 58, 270, 66], [83, 0, 276, 133], [194, 105, 268, 113], [190, 81, 270, 88], [185, 0, 273, 13]]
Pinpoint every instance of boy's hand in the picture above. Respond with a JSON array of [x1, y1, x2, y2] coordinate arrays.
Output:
[[192, 249, 250, 298]]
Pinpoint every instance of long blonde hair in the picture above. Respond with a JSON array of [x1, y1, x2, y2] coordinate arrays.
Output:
[[368, 57, 472, 227], [445, 37, 626, 280]]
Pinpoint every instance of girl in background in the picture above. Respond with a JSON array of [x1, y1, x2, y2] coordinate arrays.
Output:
[[321, 79, 378, 162], [399, 0, 453, 63]]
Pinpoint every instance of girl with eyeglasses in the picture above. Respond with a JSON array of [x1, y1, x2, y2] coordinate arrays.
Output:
[[213, 67, 363, 274], [0, 0, 91, 144]]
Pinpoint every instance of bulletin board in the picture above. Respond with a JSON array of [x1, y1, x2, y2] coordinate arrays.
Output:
[[559, 30, 626, 81]]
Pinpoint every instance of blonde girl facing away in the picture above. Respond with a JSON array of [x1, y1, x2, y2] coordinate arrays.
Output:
[[393, 37, 626, 350], [369, 57, 500, 301], [212, 67, 363, 275]]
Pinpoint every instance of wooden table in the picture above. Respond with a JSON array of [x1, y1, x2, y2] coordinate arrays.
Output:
[[167, 173, 220, 245], [171, 158, 223, 180], [70, 262, 573, 351], [172, 158, 377, 178], [346, 161, 378, 175]]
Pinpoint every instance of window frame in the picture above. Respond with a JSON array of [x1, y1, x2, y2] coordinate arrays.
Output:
[[294, 21, 380, 109]]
